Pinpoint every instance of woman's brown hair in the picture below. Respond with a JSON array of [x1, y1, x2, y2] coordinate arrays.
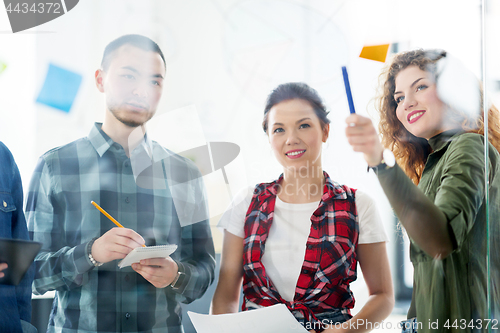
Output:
[[376, 49, 500, 184]]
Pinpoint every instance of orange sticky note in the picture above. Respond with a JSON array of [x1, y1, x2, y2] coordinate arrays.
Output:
[[359, 44, 390, 63]]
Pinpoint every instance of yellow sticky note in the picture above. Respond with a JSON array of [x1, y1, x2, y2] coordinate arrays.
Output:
[[359, 44, 390, 63], [0, 61, 6, 74]]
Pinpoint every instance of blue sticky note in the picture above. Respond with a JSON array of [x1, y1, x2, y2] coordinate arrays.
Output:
[[36, 63, 83, 113]]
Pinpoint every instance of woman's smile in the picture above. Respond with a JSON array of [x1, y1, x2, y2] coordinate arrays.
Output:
[[285, 149, 306, 159]]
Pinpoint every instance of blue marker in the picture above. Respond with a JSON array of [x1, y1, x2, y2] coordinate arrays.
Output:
[[342, 66, 356, 114]]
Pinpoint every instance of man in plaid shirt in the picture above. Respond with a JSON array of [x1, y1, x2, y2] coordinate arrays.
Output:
[[26, 35, 215, 333]]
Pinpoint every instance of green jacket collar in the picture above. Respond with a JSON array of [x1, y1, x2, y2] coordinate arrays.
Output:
[[428, 129, 465, 153]]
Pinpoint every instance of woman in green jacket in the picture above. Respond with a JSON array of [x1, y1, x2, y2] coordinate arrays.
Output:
[[345, 49, 500, 332]]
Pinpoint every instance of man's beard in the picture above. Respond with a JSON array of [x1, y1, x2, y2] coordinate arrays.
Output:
[[109, 106, 154, 128]]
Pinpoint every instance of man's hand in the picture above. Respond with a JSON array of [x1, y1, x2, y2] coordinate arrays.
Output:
[[0, 263, 7, 278], [345, 114, 385, 167], [91, 227, 145, 264], [132, 257, 178, 289]]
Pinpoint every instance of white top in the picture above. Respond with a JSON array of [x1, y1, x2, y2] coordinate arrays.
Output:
[[218, 186, 388, 302]]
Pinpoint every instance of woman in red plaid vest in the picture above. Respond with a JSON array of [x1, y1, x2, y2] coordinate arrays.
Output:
[[212, 83, 394, 332]]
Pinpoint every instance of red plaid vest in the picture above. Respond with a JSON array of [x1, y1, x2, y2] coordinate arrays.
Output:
[[242, 172, 358, 324]]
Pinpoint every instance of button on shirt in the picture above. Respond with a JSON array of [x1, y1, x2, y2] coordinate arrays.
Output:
[[26, 123, 215, 333]]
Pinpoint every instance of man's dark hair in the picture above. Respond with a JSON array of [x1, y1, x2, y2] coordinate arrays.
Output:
[[101, 34, 166, 71]]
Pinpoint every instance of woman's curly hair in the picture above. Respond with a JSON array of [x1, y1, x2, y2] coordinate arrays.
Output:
[[376, 49, 500, 184]]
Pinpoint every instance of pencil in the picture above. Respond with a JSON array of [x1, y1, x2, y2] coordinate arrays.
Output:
[[91, 201, 146, 247]]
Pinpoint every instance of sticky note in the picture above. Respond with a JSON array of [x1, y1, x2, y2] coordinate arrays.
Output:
[[36, 63, 82, 113], [0, 61, 7, 74], [359, 44, 390, 63]]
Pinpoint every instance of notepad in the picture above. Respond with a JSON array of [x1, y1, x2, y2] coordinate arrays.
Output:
[[118, 244, 177, 268]]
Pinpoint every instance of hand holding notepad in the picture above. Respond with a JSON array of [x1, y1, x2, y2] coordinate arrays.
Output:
[[91, 201, 177, 268], [118, 244, 178, 268]]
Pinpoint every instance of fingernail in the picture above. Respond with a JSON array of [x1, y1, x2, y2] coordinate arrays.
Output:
[[349, 123, 356, 127]]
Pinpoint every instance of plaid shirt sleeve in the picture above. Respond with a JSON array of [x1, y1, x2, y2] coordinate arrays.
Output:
[[26, 156, 94, 295]]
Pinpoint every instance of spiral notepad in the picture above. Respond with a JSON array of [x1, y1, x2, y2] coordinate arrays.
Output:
[[118, 244, 178, 268]]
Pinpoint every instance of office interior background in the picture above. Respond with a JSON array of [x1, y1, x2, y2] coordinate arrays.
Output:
[[1, 0, 499, 332]]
